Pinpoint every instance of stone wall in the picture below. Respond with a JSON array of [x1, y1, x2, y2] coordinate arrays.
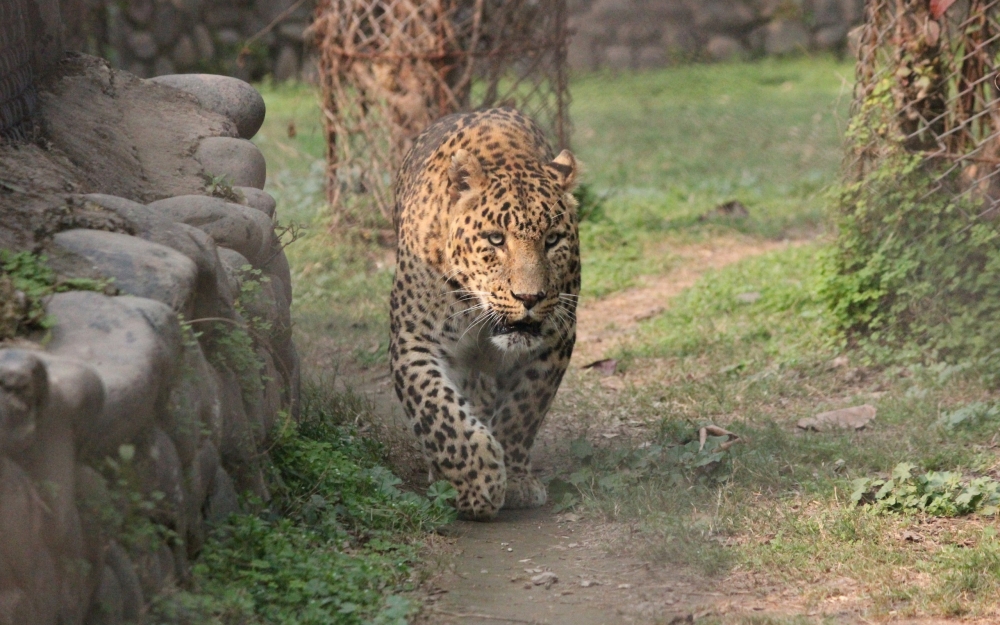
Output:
[[567, 0, 865, 70], [0, 4, 298, 620], [65, 0, 861, 84], [64, 0, 316, 82]]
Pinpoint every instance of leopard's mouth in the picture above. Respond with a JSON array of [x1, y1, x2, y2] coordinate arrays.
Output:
[[492, 319, 542, 337]]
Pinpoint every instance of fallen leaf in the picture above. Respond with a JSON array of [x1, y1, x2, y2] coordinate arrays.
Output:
[[698, 425, 742, 451], [531, 571, 558, 589], [736, 291, 761, 304], [930, 0, 956, 19], [600, 376, 626, 391], [583, 358, 618, 376], [902, 531, 923, 543], [797, 404, 876, 432]]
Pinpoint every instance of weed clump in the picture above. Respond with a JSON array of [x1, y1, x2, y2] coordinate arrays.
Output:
[[155, 383, 456, 625], [0, 250, 111, 340]]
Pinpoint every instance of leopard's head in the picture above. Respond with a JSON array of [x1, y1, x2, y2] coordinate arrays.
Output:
[[445, 148, 580, 352]]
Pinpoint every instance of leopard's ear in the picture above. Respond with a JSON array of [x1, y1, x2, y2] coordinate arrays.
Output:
[[448, 149, 487, 203], [546, 149, 578, 192]]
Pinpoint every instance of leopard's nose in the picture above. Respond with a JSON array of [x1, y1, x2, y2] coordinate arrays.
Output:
[[512, 291, 545, 309]]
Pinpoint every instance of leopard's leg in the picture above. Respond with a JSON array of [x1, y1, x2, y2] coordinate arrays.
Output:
[[391, 331, 506, 520], [490, 345, 572, 509]]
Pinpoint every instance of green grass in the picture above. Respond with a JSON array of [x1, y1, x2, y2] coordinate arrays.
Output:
[[238, 58, 1000, 621], [572, 56, 853, 296], [150, 383, 455, 625]]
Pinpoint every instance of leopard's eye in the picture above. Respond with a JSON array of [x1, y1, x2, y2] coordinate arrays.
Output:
[[545, 232, 562, 248], [486, 232, 505, 246]]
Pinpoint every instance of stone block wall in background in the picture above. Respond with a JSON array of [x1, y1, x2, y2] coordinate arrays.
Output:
[[61, 0, 862, 83], [567, 0, 865, 71], [62, 0, 317, 81]]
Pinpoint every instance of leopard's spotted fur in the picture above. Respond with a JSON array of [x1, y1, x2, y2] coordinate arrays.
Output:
[[389, 107, 580, 520]]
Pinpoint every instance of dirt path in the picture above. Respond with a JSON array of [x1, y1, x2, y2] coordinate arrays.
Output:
[[313, 236, 802, 624], [572, 236, 792, 366]]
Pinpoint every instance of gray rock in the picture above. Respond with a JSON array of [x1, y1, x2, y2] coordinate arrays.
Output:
[[125, 60, 152, 79], [691, 0, 756, 31], [146, 195, 275, 268], [234, 186, 277, 218], [85, 566, 124, 625], [635, 45, 666, 69], [706, 35, 747, 60], [127, 0, 153, 25], [46, 292, 182, 459], [274, 45, 300, 82], [216, 247, 252, 298], [189, 441, 221, 511], [0, 457, 59, 624], [163, 339, 213, 466], [206, 466, 240, 524], [812, 0, 845, 27], [152, 1, 182, 46], [153, 56, 176, 77], [0, 350, 47, 455], [106, 542, 144, 622], [81, 194, 238, 322], [142, 427, 187, 536], [151, 74, 266, 140], [264, 249, 292, 306], [813, 24, 848, 50], [127, 30, 157, 60], [215, 27, 242, 46], [53, 229, 199, 317], [195, 136, 267, 189], [172, 35, 198, 69], [602, 45, 633, 70], [75, 465, 110, 602], [213, 363, 260, 484], [764, 20, 810, 55], [278, 21, 309, 42], [193, 24, 215, 61]]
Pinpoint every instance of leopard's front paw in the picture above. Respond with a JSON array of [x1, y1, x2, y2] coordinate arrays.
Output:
[[502, 474, 547, 509]]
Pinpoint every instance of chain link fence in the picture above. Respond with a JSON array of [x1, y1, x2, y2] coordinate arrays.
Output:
[[826, 0, 1000, 366], [314, 0, 570, 229], [851, 0, 1000, 208], [0, 0, 37, 141]]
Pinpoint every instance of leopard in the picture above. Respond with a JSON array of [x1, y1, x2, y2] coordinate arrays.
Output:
[[389, 107, 580, 521]]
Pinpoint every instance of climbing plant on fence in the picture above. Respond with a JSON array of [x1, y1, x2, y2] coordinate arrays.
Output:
[[822, 0, 1000, 374], [313, 0, 571, 230]]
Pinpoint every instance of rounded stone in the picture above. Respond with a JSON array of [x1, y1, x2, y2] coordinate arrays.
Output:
[[0, 456, 59, 624], [106, 541, 144, 622], [813, 24, 848, 50], [216, 247, 253, 298], [234, 186, 276, 218], [172, 35, 198, 69], [273, 45, 299, 82], [46, 292, 182, 459], [85, 566, 124, 625], [53, 229, 199, 317], [0, 349, 47, 455], [142, 427, 187, 535], [602, 45, 632, 70], [764, 20, 810, 55], [195, 136, 267, 189], [145, 194, 274, 268], [153, 56, 176, 77], [149, 74, 266, 139], [206, 466, 240, 525], [126, 30, 157, 61], [706, 35, 747, 61], [193, 24, 215, 61]]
